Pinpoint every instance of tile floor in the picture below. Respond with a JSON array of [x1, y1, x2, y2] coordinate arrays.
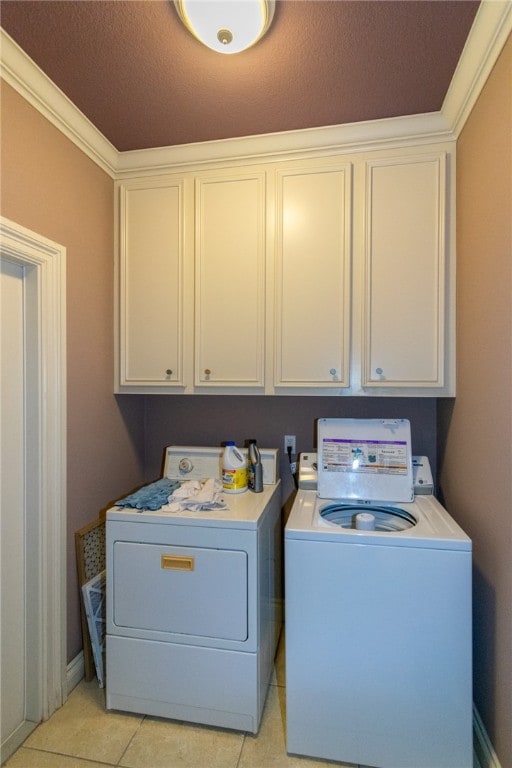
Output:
[[4, 632, 355, 768], [5, 632, 480, 768]]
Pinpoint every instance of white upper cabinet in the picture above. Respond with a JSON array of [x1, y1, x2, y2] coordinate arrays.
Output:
[[115, 142, 454, 396], [274, 161, 352, 389], [117, 179, 186, 388], [194, 171, 266, 388], [361, 151, 451, 391]]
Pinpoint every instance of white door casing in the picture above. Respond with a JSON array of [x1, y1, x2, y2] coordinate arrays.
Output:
[[1, 258, 27, 750], [0, 216, 66, 760]]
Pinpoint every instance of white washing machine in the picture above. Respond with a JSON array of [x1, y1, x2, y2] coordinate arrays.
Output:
[[285, 418, 472, 768], [106, 445, 281, 734]]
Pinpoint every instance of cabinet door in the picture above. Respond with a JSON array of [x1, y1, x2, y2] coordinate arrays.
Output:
[[119, 181, 184, 388], [195, 172, 265, 388], [274, 162, 352, 388], [363, 153, 447, 388]]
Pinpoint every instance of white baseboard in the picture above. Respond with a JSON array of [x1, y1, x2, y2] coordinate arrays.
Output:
[[66, 651, 84, 695], [1, 721, 38, 765], [474, 704, 502, 768]]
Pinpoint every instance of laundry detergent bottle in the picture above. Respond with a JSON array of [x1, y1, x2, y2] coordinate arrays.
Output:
[[222, 442, 248, 494]]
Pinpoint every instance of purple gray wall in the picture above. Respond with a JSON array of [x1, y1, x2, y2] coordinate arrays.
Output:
[[142, 395, 438, 509]]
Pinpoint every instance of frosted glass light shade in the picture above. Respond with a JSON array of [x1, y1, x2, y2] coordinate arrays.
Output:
[[174, 1, 275, 54]]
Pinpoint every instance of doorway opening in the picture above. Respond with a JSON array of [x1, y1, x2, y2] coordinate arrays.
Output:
[[0, 217, 66, 763]]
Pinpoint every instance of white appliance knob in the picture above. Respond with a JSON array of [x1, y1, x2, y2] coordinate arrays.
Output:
[[178, 458, 193, 473]]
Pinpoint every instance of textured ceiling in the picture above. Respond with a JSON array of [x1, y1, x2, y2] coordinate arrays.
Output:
[[0, 0, 480, 152]]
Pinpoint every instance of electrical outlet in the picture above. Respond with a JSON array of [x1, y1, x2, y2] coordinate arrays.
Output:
[[284, 435, 296, 454]]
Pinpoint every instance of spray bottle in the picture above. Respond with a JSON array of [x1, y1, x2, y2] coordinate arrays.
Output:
[[247, 439, 263, 493]]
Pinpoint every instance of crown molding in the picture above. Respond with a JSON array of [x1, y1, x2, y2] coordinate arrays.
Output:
[[442, 0, 512, 138], [1, 0, 510, 178], [114, 112, 453, 177], [0, 29, 119, 176]]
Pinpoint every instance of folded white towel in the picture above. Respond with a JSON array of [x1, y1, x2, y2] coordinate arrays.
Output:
[[161, 478, 226, 513]]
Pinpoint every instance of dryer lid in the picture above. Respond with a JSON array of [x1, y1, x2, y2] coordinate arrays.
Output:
[[317, 418, 414, 502]]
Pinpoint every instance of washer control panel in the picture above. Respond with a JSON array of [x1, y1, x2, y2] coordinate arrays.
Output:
[[411, 456, 434, 494], [164, 446, 279, 485], [297, 453, 318, 490], [298, 453, 434, 494]]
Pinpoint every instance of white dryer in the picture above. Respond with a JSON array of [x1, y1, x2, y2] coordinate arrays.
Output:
[[285, 418, 472, 768], [106, 446, 281, 734]]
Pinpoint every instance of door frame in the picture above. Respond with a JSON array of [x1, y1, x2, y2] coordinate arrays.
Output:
[[0, 216, 66, 736]]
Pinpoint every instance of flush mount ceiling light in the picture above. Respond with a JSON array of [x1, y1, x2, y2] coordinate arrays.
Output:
[[174, 1, 275, 55]]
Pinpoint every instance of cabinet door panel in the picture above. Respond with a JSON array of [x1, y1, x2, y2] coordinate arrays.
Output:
[[195, 173, 265, 387], [120, 182, 184, 386], [275, 164, 351, 387], [363, 154, 446, 388]]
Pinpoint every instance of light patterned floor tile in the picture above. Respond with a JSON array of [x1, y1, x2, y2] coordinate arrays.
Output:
[[5, 648, 478, 768], [119, 716, 244, 768], [21, 680, 142, 765], [4, 746, 116, 767], [238, 685, 356, 768]]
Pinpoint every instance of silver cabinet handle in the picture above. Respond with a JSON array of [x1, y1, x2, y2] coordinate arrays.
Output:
[[165, 369, 173, 376], [204, 368, 211, 377], [329, 368, 336, 376]]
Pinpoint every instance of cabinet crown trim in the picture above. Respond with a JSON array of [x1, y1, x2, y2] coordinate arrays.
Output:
[[1, 2, 510, 177]]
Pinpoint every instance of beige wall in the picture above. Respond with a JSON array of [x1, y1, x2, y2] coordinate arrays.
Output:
[[439, 34, 512, 768], [0, 82, 145, 661]]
